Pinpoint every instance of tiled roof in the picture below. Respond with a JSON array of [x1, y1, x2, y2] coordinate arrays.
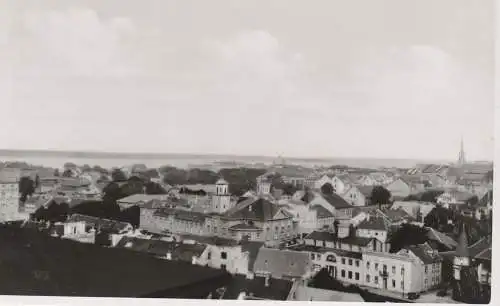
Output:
[[311, 205, 335, 219], [321, 193, 353, 210], [356, 216, 388, 231], [407, 243, 442, 264], [0, 168, 21, 183], [179, 234, 239, 247], [304, 231, 373, 246], [210, 275, 293, 300], [224, 197, 284, 222], [67, 214, 132, 234], [253, 248, 310, 279], [475, 248, 491, 261], [426, 228, 457, 250], [357, 185, 374, 197], [117, 194, 168, 205], [0, 225, 231, 298], [229, 223, 263, 231], [379, 208, 414, 222], [241, 241, 264, 271]]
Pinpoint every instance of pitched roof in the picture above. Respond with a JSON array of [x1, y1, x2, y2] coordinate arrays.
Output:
[[426, 228, 458, 250], [0, 168, 21, 183], [321, 193, 353, 210], [67, 214, 132, 234], [356, 216, 388, 231], [253, 248, 310, 279], [357, 185, 374, 197], [241, 241, 264, 271], [304, 231, 373, 246], [0, 225, 231, 298], [229, 223, 263, 231], [468, 236, 491, 258], [330, 248, 363, 259], [477, 190, 493, 207], [117, 194, 168, 205], [311, 205, 335, 219], [407, 243, 442, 264], [475, 248, 491, 261], [210, 275, 293, 300], [379, 208, 414, 223], [224, 197, 286, 222]]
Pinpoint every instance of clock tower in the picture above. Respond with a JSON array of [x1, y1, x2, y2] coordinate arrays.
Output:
[[453, 223, 470, 280]]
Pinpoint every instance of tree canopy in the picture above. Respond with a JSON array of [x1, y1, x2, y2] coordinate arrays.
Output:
[[111, 168, 128, 182], [320, 183, 334, 195], [389, 223, 429, 253], [371, 186, 392, 206], [19, 176, 36, 203]]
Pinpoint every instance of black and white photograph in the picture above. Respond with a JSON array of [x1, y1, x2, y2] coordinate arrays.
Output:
[[0, 0, 495, 304]]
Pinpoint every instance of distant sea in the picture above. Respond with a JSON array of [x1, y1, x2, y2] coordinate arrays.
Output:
[[0, 149, 452, 170]]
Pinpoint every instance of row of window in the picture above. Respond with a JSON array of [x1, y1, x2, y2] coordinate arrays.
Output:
[[366, 262, 405, 275], [340, 270, 360, 281], [341, 258, 360, 267], [365, 275, 404, 289], [207, 251, 228, 260]]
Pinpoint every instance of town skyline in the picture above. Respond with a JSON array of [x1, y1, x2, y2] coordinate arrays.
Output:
[[0, 0, 494, 161]]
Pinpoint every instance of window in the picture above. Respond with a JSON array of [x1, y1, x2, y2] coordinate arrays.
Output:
[[311, 253, 315, 260], [392, 280, 396, 288], [401, 267, 405, 275], [383, 264, 387, 271], [367, 261, 370, 269], [355, 272, 359, 280], [221, 252, 227, 260], [401, 281, 404, 290], [355, 260, 360, 267], [374, 276, 379, 284], [424, 279, 428, 286], [323, 241, 326, 247], [375, 263, 379, 270], [348, 271, 352, 279], [348, 259, 353, 266], [392, 266, 396, 274], [341, 270, 345, 278], [366, 274, 371, 283], [425, 265, 428, 273], [326, 255, 336, 262], [221, 264, 227, 270], [207, 252, 211, 260], [342, 258, 346, 265]]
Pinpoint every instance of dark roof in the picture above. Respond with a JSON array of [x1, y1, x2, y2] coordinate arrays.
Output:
[[379, 208, 414, 222], [475, 248, 491, 261], [468, 236, 491, 258], [330, 249, 363, 260], [357, 216, 388, 231], [210, 275, 293, 300], [67, 214, 132, 234], [0, 225, 231, 298], [300, 190, 316, 203], [179, 234, 239, 247], [477, 190, 493, 207], [116, 236, 176, 257], [357, 186, 374, 197], [241, 241, 264, 271], [311, 205, 335, 218], [304, 231, 373, 246], [229, 223, 263, 231], [224, 197, 287, 222], [321, 193, 353, 210], [407, 243, 442, 264]]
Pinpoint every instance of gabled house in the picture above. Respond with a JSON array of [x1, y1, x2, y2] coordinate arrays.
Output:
[[385, 177, 425, 200], [307, 191, 355, 220], [436, 189, 476, 210], [342, 185, 372, 207], [355, 215, 391, 249]]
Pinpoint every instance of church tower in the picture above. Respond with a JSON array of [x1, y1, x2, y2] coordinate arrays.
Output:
[[453, 223, 470, 280], [212, 178, 231, 214], [257, 177, 271, 195], [458, 137, 466, 166]]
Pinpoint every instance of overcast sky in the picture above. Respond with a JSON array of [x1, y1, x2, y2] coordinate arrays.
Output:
[[0, 0, 494, 161]]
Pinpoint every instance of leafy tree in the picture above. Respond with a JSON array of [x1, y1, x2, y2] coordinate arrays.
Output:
[[111, 168, 127, 182], [62, 169, 73, 177], [371, 186, 391, 208], [282, 183, 299, 196], [389, 223, 429, 253], [19, 176, 35, 203], [145, 182, 167, 195], [53, 169, 60, 177], [321, 183, 334, 195], [33, 201, 69, 223]]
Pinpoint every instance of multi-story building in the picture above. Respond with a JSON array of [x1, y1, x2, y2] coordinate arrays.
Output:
[[0, 168, 23, 222]]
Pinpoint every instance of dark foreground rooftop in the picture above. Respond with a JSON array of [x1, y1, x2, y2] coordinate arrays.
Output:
[[0, 224, 231, 298]]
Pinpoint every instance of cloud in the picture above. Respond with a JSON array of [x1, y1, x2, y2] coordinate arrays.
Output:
[[16, 8, 137, 77]]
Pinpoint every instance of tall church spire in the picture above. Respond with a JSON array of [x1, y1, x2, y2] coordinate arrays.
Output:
[[458, 136, 466, 166], [456, 223, 469, 258]]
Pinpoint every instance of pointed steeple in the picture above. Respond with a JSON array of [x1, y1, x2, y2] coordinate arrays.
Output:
[[458, 136, 466, 166], [456, 223, 470, 258]]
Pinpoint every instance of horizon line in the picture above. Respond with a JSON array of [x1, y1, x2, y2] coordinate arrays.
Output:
[[0, 147, 478, 165]]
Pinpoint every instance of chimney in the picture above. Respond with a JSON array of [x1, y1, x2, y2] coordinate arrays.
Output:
[[246, 271, 254, 280], [265, 274, 271, 287]]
